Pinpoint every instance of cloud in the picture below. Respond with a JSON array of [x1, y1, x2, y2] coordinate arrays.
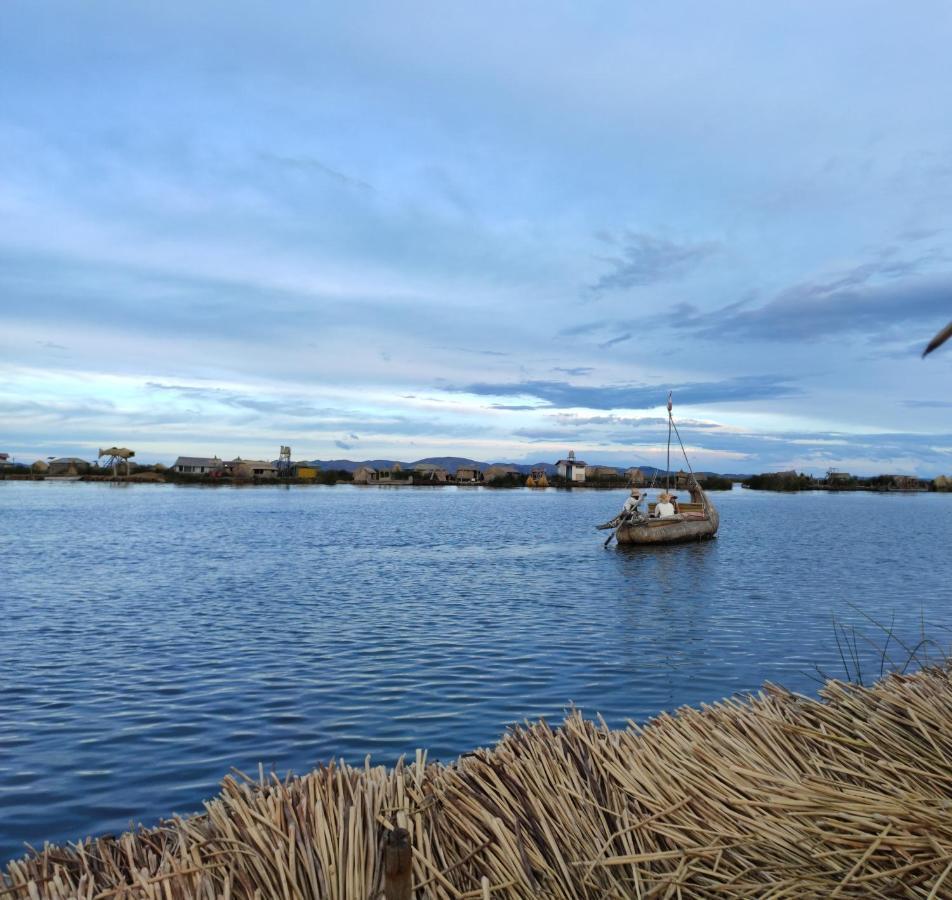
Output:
[[589, 231, 719, 294], [551, 366, 594, 376], [446, 375, 800, 410], [904, 400, 952, 409], [598, 332, 631, 349], [554, 414, 676, 427], [334, 439, 353, 450], [673, 259, 952, 344], [450, 347, 510, 357]]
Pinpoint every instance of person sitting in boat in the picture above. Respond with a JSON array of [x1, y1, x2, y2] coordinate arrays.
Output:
[[670, 495, 680, 515], [654, 492, 676, 518], [621, 488, 646, 521]]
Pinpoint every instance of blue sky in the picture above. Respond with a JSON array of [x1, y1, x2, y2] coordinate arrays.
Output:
[[2, 1, 952, 474]]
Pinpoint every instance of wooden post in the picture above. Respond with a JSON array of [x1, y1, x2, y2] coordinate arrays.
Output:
[[384, 827, 412, 900]]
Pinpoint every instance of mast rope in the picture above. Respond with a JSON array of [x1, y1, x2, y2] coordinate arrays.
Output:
[[670, 415, 708, 514]]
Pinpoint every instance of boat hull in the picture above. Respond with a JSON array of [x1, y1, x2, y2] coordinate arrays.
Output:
[[615, 504, 719, 545]]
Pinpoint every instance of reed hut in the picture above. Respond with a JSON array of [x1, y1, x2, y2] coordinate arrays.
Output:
[[5, 665, 952, 898], [47, 457, 90, 476]]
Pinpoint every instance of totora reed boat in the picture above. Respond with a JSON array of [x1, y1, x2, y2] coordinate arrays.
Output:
[[597, 393, 720, 546]]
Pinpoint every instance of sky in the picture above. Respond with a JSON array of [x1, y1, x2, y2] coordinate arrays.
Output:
[[2, 2, 952, 475]]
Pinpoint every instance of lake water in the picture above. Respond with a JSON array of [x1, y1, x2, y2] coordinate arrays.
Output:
[[1, 481, 951, 862]]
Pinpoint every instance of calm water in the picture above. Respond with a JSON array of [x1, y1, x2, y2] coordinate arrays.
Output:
[[1, 482, 951, 861]]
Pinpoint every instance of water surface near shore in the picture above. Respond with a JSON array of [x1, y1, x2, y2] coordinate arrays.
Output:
[[1, 482, 950, 861]]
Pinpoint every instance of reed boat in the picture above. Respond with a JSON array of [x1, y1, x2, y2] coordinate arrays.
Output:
[[608, 482, 719, 545], [596, 393, 720, 546]]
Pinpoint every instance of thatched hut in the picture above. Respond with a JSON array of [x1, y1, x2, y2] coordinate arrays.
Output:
[[31, 460, 49, 475], [47, 457, 90, 476]]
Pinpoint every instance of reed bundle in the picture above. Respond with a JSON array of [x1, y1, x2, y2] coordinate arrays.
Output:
[[4, 665, 952, 898]]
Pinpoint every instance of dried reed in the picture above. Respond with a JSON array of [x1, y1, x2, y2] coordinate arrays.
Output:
[[4, 665, 952, 898]]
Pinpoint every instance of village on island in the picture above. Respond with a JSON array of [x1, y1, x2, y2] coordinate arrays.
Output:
[[1, 447, 950, 492]]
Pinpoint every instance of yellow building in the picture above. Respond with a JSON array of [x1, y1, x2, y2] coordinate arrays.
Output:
[[296, 466, 319, 480]]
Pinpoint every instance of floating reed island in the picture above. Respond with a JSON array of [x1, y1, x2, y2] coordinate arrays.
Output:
[[5, 666, 952, 899]]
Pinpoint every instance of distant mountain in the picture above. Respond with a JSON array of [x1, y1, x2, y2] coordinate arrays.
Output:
[[411, 456, 486, 474], [300, 458, 400, 473], [296, 458, 739, 479], [303, 456, 536, 475]]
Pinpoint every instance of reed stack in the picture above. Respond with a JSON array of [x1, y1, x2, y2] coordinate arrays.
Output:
[[4, 665, 952, 898]]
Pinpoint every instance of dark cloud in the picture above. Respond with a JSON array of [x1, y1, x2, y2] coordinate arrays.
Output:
[[589, 231, 719, 294], [490, 404, 542, 411], [598, 332, 631, 349], [904, 400, 952, 409], [675, 257, 952, 343], [448, 375, 800, 410], [335, 439, 353, 450], [551, 366, 594, 376]]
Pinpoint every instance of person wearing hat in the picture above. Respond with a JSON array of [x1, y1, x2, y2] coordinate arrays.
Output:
[[621, 487, 646, 521], [654, 492, 676, 518]]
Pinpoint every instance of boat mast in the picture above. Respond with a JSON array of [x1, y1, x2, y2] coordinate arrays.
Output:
[[668, 400, 709, 513], [665, 392, 673, 492]]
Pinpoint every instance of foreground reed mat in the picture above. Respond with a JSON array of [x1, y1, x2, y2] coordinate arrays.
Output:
[[4, 666, 952, 899]]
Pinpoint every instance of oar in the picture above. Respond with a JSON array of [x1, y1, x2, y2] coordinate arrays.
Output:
[[604, 530, 615, 548]]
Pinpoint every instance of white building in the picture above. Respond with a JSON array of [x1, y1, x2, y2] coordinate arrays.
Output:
[[555, 450, 587, 482]]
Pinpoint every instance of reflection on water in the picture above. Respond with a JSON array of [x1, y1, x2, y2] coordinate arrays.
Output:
[[0, 482, 950, 860]]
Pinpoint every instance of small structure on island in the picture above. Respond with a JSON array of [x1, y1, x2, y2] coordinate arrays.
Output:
[[456, 466, 484, 484], [414, 464, 449, 483], [525, 468, 549, 488], [294, 464, 319, 480], [625, 467, 646, 486], [484, 464, 520, 482], [277, 446, 293, 478], [48, 457, 91, 476], [936, 475, 951, 492], [826, 469, 853, 488], [99, 447, 135, 477], [585, 465, 620, 481], [353, 466, 378, 484], [888, 475, 921, 491], [31, 459, 49, 475], [172, 456, 224, 476], [226, 458, 277, 479], [555, 450, 587, 483]]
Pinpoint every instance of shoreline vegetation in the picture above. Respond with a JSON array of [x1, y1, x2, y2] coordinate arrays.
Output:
[[4, 664, 952, 898], [3, 470, 951, 493], [0, 470, 736, 490], [2, 458, 949, 492], [741, 471, 951, 493]]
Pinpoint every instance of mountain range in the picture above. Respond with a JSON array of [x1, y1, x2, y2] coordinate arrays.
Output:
[[298, 457, 732, 478]]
